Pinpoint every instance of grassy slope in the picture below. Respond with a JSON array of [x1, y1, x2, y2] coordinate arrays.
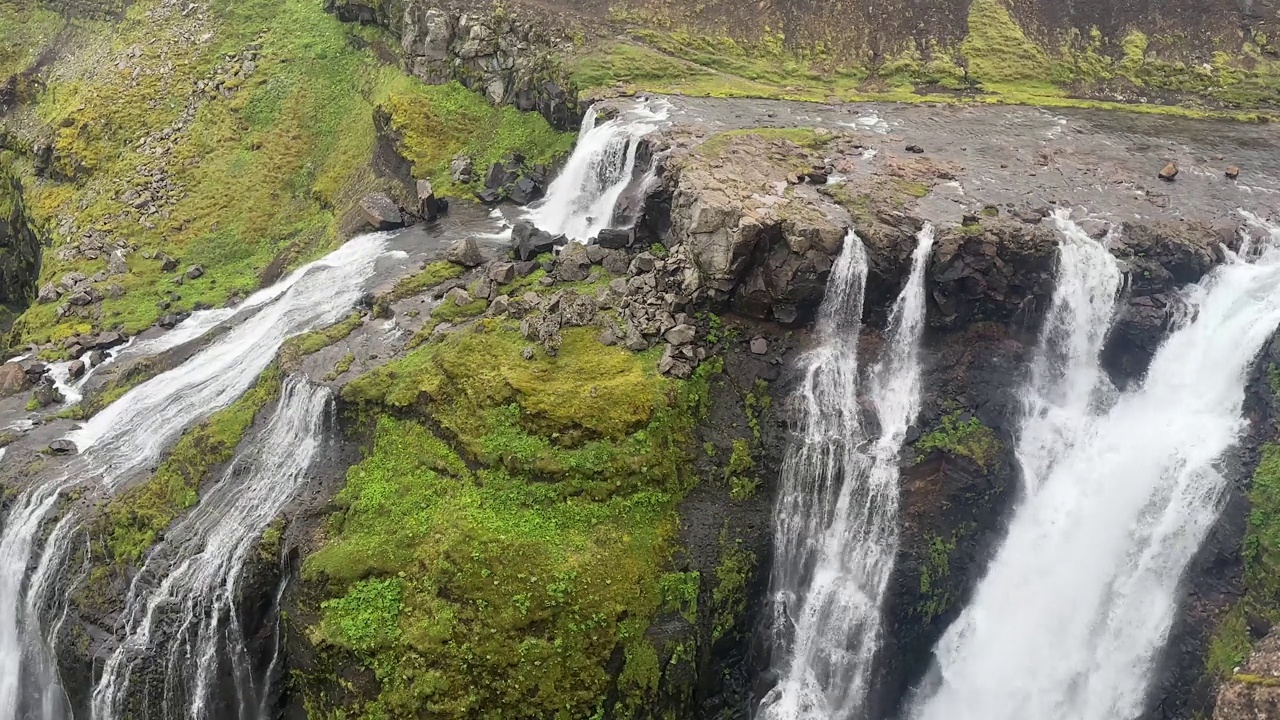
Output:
[[5, 0, 570, 348], [301, 323, 716, 718], [569, 0, 1280, 120]]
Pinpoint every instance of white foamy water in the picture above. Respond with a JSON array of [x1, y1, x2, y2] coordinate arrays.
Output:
[[0, 233, 389, 720], [913, 215, 1280, 720], [526, 99, 670, 241], [758, 225, 935, 720], [91, 376, 331, 720]]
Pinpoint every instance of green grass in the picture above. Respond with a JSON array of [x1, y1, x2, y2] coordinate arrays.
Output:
[[915, 412, 1003, 469], [303, 322, 720, 716], [710, 529, 756, 642], [281, 312, 364, 367], [724, 438, 758, 501], [0, 1, 62, 81]]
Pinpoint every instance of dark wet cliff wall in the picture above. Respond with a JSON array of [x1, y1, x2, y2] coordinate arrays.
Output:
[[0, 160, 41, 319]]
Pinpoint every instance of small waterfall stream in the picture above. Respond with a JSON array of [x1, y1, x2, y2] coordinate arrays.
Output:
[[0, 232, 389, 720], [758, 225, 935, 720], [913, 215, 1280, 720], [526, 99, 669, 241], [91, 376, 332, 720]]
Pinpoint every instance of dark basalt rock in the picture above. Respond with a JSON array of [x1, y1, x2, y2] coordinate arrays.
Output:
[[511, 221, 560, 261]]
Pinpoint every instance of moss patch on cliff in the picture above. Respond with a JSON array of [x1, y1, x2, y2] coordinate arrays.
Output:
[[303, 322, 716, 717], [915, 412, 1003, 469], [380, 82, 575, 196], [0, 2, 61, 81]]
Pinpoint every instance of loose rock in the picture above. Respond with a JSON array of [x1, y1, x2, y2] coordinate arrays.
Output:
[[1158, 162, 1179, 181], [47, 439, 77, 455], [447, 237, 484, 267], [358, 192, 405, 230], [665, 324, 696, 346], [750, 337, 769, 355], [488, 262, 516, 284], [1226, 166, 1240, 180]]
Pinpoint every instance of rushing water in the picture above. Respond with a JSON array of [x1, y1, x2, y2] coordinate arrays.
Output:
[[0, 233, 388, 720], [91, 376, 331, 720], [758, 225, 935, 720], [526, 99, 670, 241], [913, 214, 1280, 720]]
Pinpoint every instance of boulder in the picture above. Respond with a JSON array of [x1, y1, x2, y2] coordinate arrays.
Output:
[[158, 254, 179, 272], [67, 360, 85, 379], [444, 287, 473, 306], [628, 252, 657, 276], [485, 161, 518, 190], [185, 265, 205, 280], [906, 144, 925, 154], [36, 283, 60, 304], [665, 324, 696, 346], [507, 177, 543, 206], [67, 291, 94, 306], [597, 228, 633, 249], [1225, 166, 1240, 180], [555, 243, 592, 283], [487, 294, 511, 316], [1158, 162, 1179, 181], [750, 337, 769, 355], [417, 179, 439, 221], [32, 379, 63, 407], [91, 331, 126, 349], [0, 363, 29, 397], [489, 262, 516, 284], [447, 237, 484, 267], [511, 222, 558, 261], [47, 439, 77, 455], [475, 188, 502, 205], [358, 192, 405, 230], [107, 249, 129, 275], [451, 155, 474, 184]]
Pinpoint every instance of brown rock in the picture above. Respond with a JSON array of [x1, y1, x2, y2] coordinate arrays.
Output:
[[0, 363, 29, 397], [1158, 162, 1179, 181], [1226, 166, 1240, 180]]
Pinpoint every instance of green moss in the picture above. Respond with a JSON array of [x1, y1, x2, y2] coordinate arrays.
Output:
[[725, 438, 758, 501], [743, 379, 771, 443], [711, 529, 756, 642], [960, 0, 1051, 85], [701, 127, 830, 157], [429, 297, 488, 325], [917, 533, 957, 621], [381, 83, 575, 196], [915, 412, 1003, 469], [306, 326, 721, 717], [324, 352, 356, 382], [100, 365, 282, 564], [281, 312, 364, 366], [381, 261, 464, 306]]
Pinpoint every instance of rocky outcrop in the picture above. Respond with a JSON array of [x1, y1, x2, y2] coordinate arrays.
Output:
[[0, 164, 42, 313], [1215, 632, 1280, 719], [327, 0, 582, 130]]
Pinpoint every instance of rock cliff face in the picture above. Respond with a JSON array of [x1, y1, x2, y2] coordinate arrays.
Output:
[[0, 162, 41, 326], [326, 0, 583, 130]]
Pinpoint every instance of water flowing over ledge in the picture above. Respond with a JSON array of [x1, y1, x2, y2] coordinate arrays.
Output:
[[759, 224, 935, 720]]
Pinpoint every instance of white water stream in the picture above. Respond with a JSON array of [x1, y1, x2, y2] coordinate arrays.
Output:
[[91, 376, 331, 720], [913, 214, 1280, 720], [0, 232, 388, 720], [526, 99, 670, 242], [758, 224, 935, 720]]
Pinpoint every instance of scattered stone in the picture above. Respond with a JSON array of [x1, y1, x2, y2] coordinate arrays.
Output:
[[750, 337, 769, 355], [0, 363, 29, 397], [1158, 162, 1179, 181], [88, 350, 108, 366], [108, 284, 125, 299], [665, 324, 696, 346], [67, 360, 86, 379], [623, 328, 648, 352], [488, 262, 516, 284], [185, 264, 205, 280], [417, 179, 440, 221], [1226, 166, 1240, 180], [108, 249, 129, 275], [447, 237, 484, 267], [514, 260, 538, 277], [511, 222, 559, 261], [474, 277, 495, 300], [507, 177, 543, 206], [358, 192, 405, 230], [628, 252, 656, 275], [33, 379, 63, 407], [475, 188, 502, 204], [585, 244, 607, 265], [159, 253, 179, 272], [555, 242, 593, 282], [596, 228, 632, 249], [66, 344, 86, 360], [906, 144, 925, 154], [487, 295, 511, 316], [444, 287, 473, 306], [451, 155, 474, 184], [36, 283, 61, 304], [47, 439, 77, 455], [67, 291, 94, 306], [522, 346, 536, 360], [598, 327, 618, 346], [773, 304, 798, 324]]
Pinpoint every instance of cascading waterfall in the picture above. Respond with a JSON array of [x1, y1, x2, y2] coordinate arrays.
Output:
[[758, 224, 936, 720], [0, 232, 389, 720], [526, 99, 670, 241], [91, 376, 331, 720], [913, 214, 1280, 720]]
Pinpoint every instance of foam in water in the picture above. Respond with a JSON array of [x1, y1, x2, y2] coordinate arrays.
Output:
[[0, 232, 389, 720], [91, 376, 331, 720], [525, 99, 670, 241], [913, 214, 1280, 720], [758, 224, 935, 720]]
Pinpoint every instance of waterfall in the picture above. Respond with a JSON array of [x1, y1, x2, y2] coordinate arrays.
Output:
[[91, 376, 331, 720], [0, 232, 389, 720], [525, 99, 670, 242], [913, 214, 1280, 720], [758, 224, 936, 720]]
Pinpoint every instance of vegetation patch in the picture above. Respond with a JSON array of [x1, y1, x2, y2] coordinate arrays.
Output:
[[305, 322, 719, 716], [711, 528, 756, 642], [915, 412, 1003, 469], [917, 532, 958, 622], [281, 312, 364, 367]]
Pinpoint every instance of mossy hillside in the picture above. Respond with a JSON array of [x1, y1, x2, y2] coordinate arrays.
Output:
[[381, 84, 576, 197], [571, 0, 1279, 118], [303, 323, 717, 717], [0, 2, 62, 81], [6, 0, 572, 348]]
